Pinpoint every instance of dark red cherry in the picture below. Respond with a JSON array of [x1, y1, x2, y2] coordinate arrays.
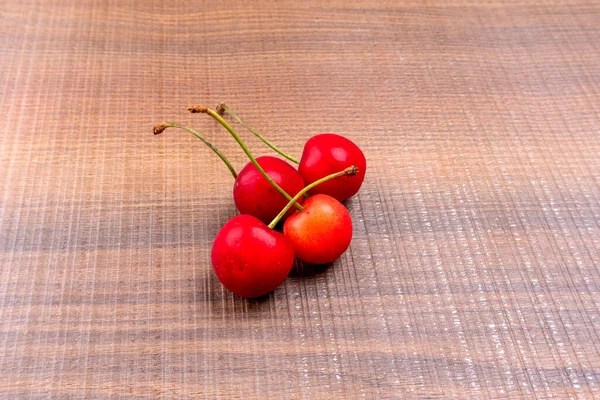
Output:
[[234, 156, 305, 224], [211, 215, 295, 298], [298, 134, 366, 201]]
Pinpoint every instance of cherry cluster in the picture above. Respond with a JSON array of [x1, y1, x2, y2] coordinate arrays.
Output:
[[154, 104, 366, 298]]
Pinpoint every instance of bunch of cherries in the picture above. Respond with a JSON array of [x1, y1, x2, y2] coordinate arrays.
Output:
[[154, 104, 366, 298]]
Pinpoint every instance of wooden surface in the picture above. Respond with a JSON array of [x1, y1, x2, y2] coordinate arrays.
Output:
[[1, 0, 599, 398]]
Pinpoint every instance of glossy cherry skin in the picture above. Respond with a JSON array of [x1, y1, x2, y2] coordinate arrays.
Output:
[[298, 134, 366, 202], [234, 156, 305, 224], [283, 194, 352, 264], [211, 215, 295, 298]]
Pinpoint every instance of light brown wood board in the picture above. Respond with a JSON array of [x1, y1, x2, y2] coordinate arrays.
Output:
[[1, 1, 599, 398]]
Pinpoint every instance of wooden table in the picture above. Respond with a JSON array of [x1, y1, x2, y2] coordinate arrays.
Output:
[[1, 1, 599, 398]]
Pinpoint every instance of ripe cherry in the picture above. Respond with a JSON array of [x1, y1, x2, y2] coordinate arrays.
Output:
[[188, 105, 304, 216], [283, 194, 352, 264], [156, 107, 305, 224], [266, 166, 358, 265], [211, 215, 294, 298], [234, 156, 305, 224], [298, 134, 366, 202]]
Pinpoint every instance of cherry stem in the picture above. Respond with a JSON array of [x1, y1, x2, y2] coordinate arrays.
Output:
[[188, 105, 303, 211], [217, 103, 300, 164], [153, 122, 238, 178], [267, 166, 358, 229]]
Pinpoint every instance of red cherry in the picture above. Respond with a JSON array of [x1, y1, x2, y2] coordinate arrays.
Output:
[[211, 215, 295, 298], [298, 134, 366, 201], [283, 194, 352, 264], [234, 156, 305, 224]]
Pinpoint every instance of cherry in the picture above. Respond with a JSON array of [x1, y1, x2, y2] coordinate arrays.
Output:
[[268, 166, 358, 265], [211, 215, 294, 298], [188, 105, 303, 213], [283, 194, 352, 264], [298, 134, 366, 201], [155, 111, 304, 224], [234, 156, 305, 224], [216, 104, 366, 201]]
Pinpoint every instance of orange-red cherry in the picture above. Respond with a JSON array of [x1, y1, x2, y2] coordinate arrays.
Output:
[[283, 194, 353, 264], [298, 134, 366, 201], [234, 156, 305, 224], [211, 215, 295, 298]]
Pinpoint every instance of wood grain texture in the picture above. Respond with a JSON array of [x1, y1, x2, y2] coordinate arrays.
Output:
[[1, 0, 599, 398]]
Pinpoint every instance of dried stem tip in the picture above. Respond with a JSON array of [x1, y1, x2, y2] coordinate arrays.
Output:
[[187, 105, 209, 114], [345, 166, 359, 176], [153, 122, 170, 135]]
